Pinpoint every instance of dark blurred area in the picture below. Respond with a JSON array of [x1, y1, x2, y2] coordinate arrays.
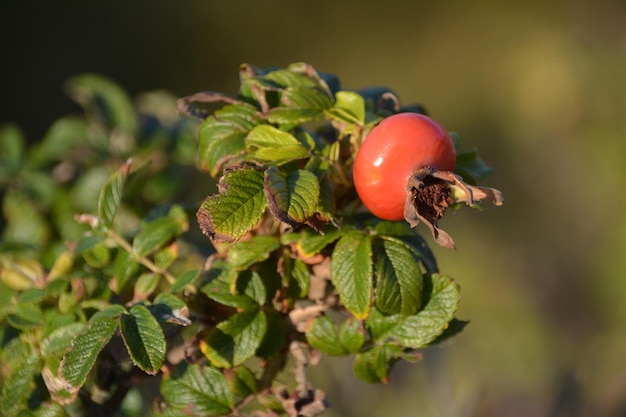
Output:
[[2, 1, 626, 416]]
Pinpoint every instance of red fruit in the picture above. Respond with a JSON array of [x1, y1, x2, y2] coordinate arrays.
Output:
[[353, 112, 456, 220]]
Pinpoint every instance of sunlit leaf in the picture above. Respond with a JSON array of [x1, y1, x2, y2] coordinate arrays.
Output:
[[198, 103, 265, 176], [305, 316, 347, 356], [245, 124, 310, 164], [228, 235, 280, 271], [264, 167, 320, 228], [197, 167, 267, 243], [330, 229, 373, 319]]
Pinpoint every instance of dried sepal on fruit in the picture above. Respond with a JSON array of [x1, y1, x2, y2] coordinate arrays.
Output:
[[404, 167, 504, 249]]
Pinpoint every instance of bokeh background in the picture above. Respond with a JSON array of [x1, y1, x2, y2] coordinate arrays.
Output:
[[2, 1, 626, 416]]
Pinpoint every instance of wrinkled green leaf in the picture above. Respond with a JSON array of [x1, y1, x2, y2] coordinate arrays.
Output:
[[283, 227, 343, 258], [353, 344, 402, 384], [373, 237, 424, 316], [198, 103, 264, 176], [264, 167, 320, 228], [305, 316, 347, 356], [197, 167, 267, 243], [245, 124, 310, 164], [120, 304, 166, 374], [161, 362, 234, 416], [331, 229, 373, 319], [40, 322, 87, 358], [201, 261, 258, 310], [0, 344, 39, 415], [374, 222, 438, 274], [339, 317, 365, 354], [228, 235, 280, 271], [367, 275, 460, 348], [97, 160, 131, 229], [202, 309, 267, 368], [60, 316, 119, 389]]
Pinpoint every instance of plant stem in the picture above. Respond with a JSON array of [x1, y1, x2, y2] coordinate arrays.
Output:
[[106, 228, 176, 285]]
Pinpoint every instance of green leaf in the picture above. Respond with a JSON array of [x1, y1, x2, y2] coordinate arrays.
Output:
[[0, 344, 40, 415], [245, 124, 310, 164], [201, 309, 268, 368], [373, 222, 438, 274], [134, 273, 161, 299], [339, 317, 365, 354], [32, 401, 69, 417], [90, 304, 126, 321], [326, 90, 365, 126], [353, 344, 402, 384], [255, 308, 286, 359], [197, 167, 267, 243], [65, 73, 138, 138], [263, 68, 321, 89], [60, 316, 119, 390], [120, 304, 166, 374], [280, 255, 310, 299], [161, 362, 234, 416], [198, 102, 264, 176], [75, 233, 106, 255], [368, 275, 461, 348], [40, 322, 87, 358], [7, 302, 45, 330], [201, 261, 258, 310], [267, 107, 324, 129], [430, 318, 469, 345], [283, 227, 343, 258], [305, 316, 347, 356], [170, 269, 198, 293], [97, 160, 131, 229], [331, 229, 373, 319], [228, 235, 280, 271], [2, 190, 50, 247], [132, 217, 180, 256], [234, 271, 267, 306], [264, 167, 320, 228], [455, 148, 495, 185], [226, 366, 258, 399], [0, 124, 24, 180], [373, 237, 424, 316], [151, 293, 190, 326], [37, 116, 89, 161]]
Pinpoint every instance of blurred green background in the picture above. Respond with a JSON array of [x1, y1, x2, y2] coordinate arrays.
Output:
[[2, 1, 625, 416]]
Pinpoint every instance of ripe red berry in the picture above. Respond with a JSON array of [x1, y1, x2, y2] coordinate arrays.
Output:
[[353, 112, 456, 220]]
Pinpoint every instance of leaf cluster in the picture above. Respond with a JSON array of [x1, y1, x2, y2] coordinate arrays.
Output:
[[0, 63, 498, 417]]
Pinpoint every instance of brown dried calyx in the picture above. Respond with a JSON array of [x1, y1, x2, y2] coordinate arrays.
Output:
[[404, 167, 504, 249]]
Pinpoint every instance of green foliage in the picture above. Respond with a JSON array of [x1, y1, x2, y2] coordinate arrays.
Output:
[[0, 63, 500, 416]]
